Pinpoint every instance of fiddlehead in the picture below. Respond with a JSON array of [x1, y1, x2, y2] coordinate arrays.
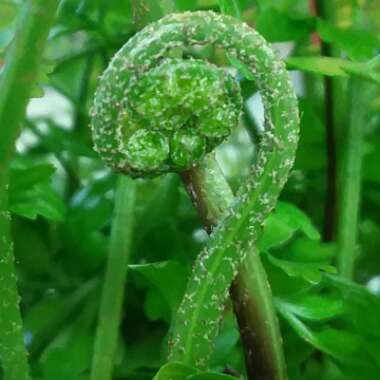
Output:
[[91, 10, 299, 372], [91, 46, 242, 177]]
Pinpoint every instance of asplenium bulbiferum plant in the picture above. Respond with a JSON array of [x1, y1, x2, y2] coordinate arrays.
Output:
[[91, 11, 299, 379]]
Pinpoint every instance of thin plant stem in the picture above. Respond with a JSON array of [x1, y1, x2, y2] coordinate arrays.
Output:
[[90, 3, 157, 379], [316, 0, 339, 242], [317, 1, 366, 278], [181, 154, 287, 380], [0, 1, 59, 379], [90, 175, 136, 380], [231, 255, 286, 380], [336, 78, 366, 279]]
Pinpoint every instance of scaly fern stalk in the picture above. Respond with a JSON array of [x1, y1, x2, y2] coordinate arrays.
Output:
[[0, 1, 59, 379], [90, 11, 299, 372], [165, 14, 299, 368], [90, 176, 136, 380], [213, 5, 285, 377], [181, 155, 287, 380]]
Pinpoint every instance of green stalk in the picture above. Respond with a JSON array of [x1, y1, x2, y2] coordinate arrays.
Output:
[[336, 78, 366, 279], [90, 175, 136, 380], [181, 155, 286, 380], [0, 1, 59, 379], [90, 3, 158, 379], [317, 1, 367, 278], [0, 211, 30, 380], [316, 0, 340, 242], [89, 3, 143, 377]]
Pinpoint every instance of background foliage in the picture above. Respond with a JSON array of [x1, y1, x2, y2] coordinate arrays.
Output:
[[1, 0, 380, 379]]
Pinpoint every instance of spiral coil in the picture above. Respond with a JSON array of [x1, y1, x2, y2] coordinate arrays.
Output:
[[91, 14, 244, 177]]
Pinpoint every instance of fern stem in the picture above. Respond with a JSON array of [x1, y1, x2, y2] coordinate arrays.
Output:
[[336, 78, 366, 279], [232, 254, 286, 380], [317, 1, 366, 279], [0, 1, 59, 379], [181, 155, 287, 380], [316, 0, 339, 242], [90, 175, 136, 380]]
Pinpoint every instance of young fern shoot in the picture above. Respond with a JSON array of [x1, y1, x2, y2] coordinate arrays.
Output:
[[91, 10, 299, 376]]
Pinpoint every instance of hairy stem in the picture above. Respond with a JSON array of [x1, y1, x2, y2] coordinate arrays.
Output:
[[90, 175, 136, 380], [181, 155, 286, 380], [0, 208, 30, 380], [336, 78, 366, 279], [0, 1, 59, 378]]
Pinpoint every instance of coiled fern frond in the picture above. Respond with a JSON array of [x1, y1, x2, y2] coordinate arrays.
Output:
[[91, 10, 299, 371]]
